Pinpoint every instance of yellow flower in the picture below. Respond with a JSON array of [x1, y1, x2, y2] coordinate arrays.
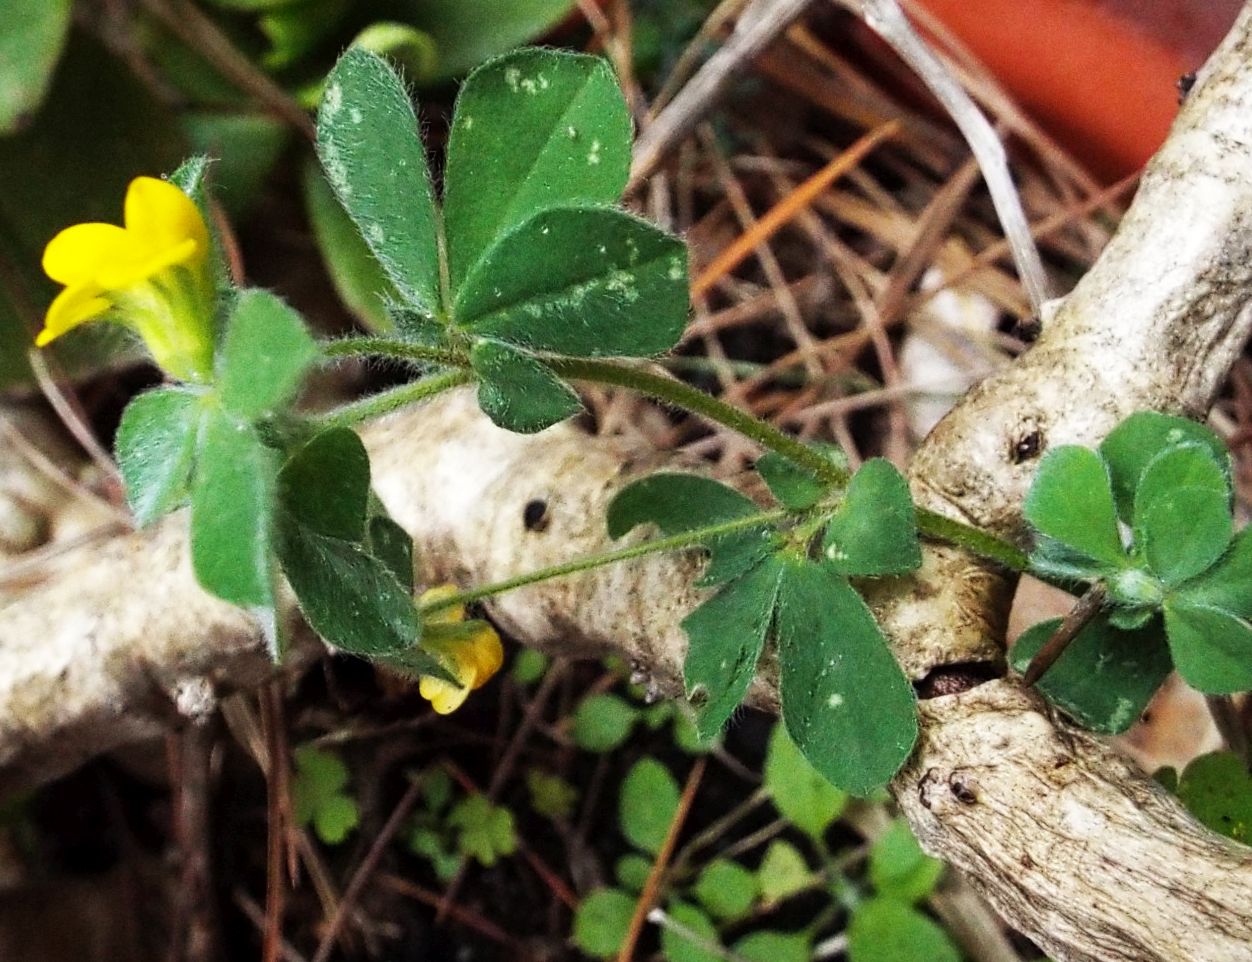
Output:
[[37, 176, 216, 383], [417, 585, 504, 714]]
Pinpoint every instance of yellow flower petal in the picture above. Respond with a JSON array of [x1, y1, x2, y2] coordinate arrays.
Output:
[[42, 223, 138, 286], [418, 584, 466, 624], [36, 283, 112, 345], [461, 624, 504, 691], [124, 176, 209, 262], [419, 675, 471, 715], [96, 237, 199, 290]]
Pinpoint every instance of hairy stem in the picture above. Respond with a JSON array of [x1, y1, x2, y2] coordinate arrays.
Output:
[[316, 369, 473, 431], [320, 337, 466, 368]]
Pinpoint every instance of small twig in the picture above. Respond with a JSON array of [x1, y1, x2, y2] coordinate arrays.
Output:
[[378, 873, 532, 954], [1022, 584, 1108, 686], [840, 0, 1052, 317], [137, 0, 314, 139], [629, 0, 820, 188], [259, 686, 290, 962], [617, 757, 707, 962], [233, 890, 310, 962], [309, 777, 425, 962]]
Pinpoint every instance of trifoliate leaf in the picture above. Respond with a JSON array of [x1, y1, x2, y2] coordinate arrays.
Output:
[[444, 48, 631, 292], [1163, 601, 1252, 694], [1025, 446, 1126, 573], [1133, 443, 1231, 585], [454, 206, 688, 357], [755, 446, 844, 510], [776, 558, 917, 795], [1100, 411, 1231, 522], [316, 48, 441, 316], [115, 387, 204, 526], [682, 558, 784, 740], [470, 339, 582, 433], [219, 289, 318, 419], [822, 458, 920, 577]]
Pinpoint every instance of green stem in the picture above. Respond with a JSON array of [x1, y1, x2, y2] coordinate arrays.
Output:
[[316, 369, 473, 432], [546, 357, 848, 486], [419, 507, 789, 615], [321, 336, 466, 368], [915, 509, 1029, 571]]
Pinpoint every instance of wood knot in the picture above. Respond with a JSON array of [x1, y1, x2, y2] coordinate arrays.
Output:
[[522, 499, 550, 532], [948, 771, 979, 804]]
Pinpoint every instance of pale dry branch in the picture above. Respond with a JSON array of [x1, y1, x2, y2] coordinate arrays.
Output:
[[1, 6, 1252, 961]]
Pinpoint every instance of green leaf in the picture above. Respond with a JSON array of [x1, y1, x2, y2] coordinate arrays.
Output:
[[756, 448, 842, 511], [392, 0, 576, 81], [608, 473, 769, 585], [763, 723, 848, 837], [776, 559, 917, 796], [348, 22, 438, 81], [1177, 526, 1252, 617], [1025, 446, 1126, 572], [1010, 614, 1172, 733], [526, 769, 578, 820], [511, 648, 549, 684], [470, 339, 582, 433], [848, 899, 961, 962], [1176, 751, 1252, 845], [190, 412, 276, 608], [292, 745, 359, 845], [661, 903, 721, 962], [732, 931, 811, 962], [573, 888, 635, 958], [1133, 444, 1231, 585], [756, 840, 811, 904], [692, 860, 756, 920], [275, 522, 420, 656], [454, 206, 689, 357], [1100, 411, 1230, 522], [278, 429, 370, 541], [615, 854, 652, 893], [682, 558, 784, 740], [448, 795, 517, 866], [1163, 601, 1252, 694], [0, 0, 72, 132], [822, 458, 921, 577], [444, 49, 631, 292], [301, 158, 394, 331], [619, 758, 679, 855], [366, 515, 414, 592], [868, 819, 944, 903], [219, 289, 317, 419], [258, 0, 348, 69], [316, 48, 441, 316], [572, 693, 639, 752], [115, 388, 204, 526]]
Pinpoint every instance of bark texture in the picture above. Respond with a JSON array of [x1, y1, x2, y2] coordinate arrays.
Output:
[[1, 6, 1252, 960]]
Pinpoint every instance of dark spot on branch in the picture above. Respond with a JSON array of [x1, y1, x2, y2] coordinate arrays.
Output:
[[915, 662, 1002, 699], [949, 772, 979, 804], [522, 500, 550, 532], [1011, 429, 1043, 464]]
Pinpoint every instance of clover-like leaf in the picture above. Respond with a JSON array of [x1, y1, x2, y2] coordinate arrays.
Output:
[[316, 48, 441, 317], [278, 428, 370, 541], [1011, 614, 1171, 733], [1100, 411, 1231, 522], [443, 48, 631, 292], [763, 723, 848, 837], [619, 758, 679, 855], [470, 339, 582, 433], [1163, 601, 1252, 694], [848, 899, 960, 962], [1176, 751, 1252, 845], [1025, 445, 1126, 573], [455, 206, 688, 357], [219, 289, 318, 419], [1133, 443, 1231, 585], [755, 447, 844, 511], [608, 473, 771, 585], [822, 458, 920, 577], [190, 411, 276, 608], [1176, 526, 1252, 617], [868, 819, 944, 904], [775, 558, 917, 795], [115, 387, 205, 526], [682, 558, 784, 739]]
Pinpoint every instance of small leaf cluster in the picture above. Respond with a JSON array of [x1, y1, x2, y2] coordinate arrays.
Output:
[[316, 46, 688, 434], [1017, 412, 1252, 732], [292, 744, 360, 845], [406, 769, 518, 878], [115, 164, 452, 679], [608, 450, 922, 795]]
